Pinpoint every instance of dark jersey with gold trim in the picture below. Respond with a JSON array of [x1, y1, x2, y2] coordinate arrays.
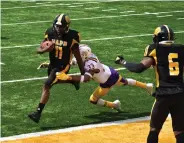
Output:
[[144, 43, 184, 96], [44, 27, 80, 69]]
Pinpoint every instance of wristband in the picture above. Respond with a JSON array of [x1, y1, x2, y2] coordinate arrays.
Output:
[[80, 75, 84, 83]]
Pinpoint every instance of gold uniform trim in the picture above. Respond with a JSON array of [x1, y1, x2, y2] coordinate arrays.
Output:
[[153, 27, 161, 36], [149, 49, 159, 87]]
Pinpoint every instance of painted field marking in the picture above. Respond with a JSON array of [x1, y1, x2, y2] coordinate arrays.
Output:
[[120, 10, 135, 13], [0, 116, 150, 141], [0, 62, 5, 65], [1, 1, 99, 10], [85, 7, 100, 10], [1, 3, 71, 9], [2, 10, 184, 26], [36, 2, 51, 4], [102, 9, 117, 11], [177, 18, 184, 20], [1, 31, 184, 49], [156, 15, 173, 17], [1, 68, 126, 84], [68, 5, 83, 8]]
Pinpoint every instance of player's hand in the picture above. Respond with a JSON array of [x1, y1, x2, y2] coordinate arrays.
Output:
[[115, 56, 125, 64], [37, 62, 49, 69]]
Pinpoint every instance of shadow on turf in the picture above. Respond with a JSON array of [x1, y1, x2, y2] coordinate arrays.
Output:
[[40, 111, 150, 131], [1, 36, 9, 40]]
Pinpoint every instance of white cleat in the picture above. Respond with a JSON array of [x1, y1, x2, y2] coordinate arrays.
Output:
[[113, 100, 122, 112], [146, 83, 153, 95]]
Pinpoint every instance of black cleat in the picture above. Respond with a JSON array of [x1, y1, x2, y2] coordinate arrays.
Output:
[[72, 82, 80, 90], [28, 111, 41, 123]]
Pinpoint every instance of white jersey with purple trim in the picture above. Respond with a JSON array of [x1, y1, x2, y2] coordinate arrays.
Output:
[[84, 54, 111, 83]]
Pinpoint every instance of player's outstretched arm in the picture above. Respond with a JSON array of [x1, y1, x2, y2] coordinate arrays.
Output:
[[115, 56, 153, 73], [72, 44, 85, 75]]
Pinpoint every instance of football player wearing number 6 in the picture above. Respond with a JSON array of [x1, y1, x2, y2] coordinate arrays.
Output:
[[115, 25, 184, 143], [56, 44, 153, 112], [28, 14, 84, 123]]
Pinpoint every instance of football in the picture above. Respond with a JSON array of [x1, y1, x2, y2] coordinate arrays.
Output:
[[40, 41, 54, 52]]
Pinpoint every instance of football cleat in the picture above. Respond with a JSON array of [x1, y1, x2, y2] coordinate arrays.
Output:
[[113, 100, 122, 112], [146, 83, 153, 95], [72, 82, 80, 90], [28, 111, 41, 123], [37, 62, 49, 69]]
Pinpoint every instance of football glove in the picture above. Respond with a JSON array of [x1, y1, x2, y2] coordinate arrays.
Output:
[[56, 72, 72, 81], [37, 62, 49, 69], [114, 56, 125, 65]]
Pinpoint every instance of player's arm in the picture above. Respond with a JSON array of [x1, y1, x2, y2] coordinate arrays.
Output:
[[56, 69, 99, 82], [37, 29, 51, 54], [72, 44, 85, 74], [115, 56, 153, 73], [71, 32, 85, 74]]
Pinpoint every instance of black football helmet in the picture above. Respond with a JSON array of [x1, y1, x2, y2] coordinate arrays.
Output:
[[153, 25, 174, 43], [53, 14, 71, 35]]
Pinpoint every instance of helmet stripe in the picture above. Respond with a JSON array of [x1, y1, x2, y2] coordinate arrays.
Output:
[[56, 14, 64, 25], [163, 25, 170, 40]]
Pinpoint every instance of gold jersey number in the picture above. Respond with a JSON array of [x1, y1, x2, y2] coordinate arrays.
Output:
[[168, 53, 179, 76], [55, 40, 63, 59]]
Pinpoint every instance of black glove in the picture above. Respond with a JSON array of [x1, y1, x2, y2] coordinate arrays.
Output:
[[115, 56, 125, 64]]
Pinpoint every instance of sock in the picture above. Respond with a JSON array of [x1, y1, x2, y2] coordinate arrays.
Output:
[[104, 101, 115, 108], [147, 131, 159, 143], [136, 81, 147, 89], [37, 103, 45, 114], [97, 99, 115, 108], [176, 132, 184, 143]]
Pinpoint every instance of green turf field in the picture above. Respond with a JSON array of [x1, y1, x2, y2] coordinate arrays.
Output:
[[1, 1, 184, 137]]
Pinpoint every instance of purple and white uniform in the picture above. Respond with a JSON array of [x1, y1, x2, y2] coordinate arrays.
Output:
[[84, 54, 124, 88]]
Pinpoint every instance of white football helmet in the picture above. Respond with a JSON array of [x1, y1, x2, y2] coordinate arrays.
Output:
[[79, 44, 92, 61]]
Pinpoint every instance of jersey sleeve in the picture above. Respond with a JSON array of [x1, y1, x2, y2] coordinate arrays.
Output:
[[144, 44, 156, 58], [71, 31, 81, 50], [44, 28, 53, 41]]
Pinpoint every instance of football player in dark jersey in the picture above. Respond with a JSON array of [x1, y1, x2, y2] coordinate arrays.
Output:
[[115, 25, 184, 143], [28, 14, 85, 123]]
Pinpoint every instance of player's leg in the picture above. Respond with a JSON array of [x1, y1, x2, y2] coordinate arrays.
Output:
[[89, 86, 121, 111], [115, 75, 153, 95], [28, 68, 59, 123], [147, 97, 169, 143], [169, 94, 184, 143]]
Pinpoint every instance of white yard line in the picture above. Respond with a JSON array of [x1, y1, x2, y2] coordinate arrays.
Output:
[[120, 11, 135, 13], [68, 5, 83, 8], [1, 3, 71, 9], [2, 10, 184, 26], [156, 15, 173, 17], [1, 68, 126, 84], [1, 31, 184, 49], [85, 7, 100, 10], [177, 18, 184, 20], [0, 116, 150, 141], [102, 9, 117, 11], [0, 62, 5, 65]]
